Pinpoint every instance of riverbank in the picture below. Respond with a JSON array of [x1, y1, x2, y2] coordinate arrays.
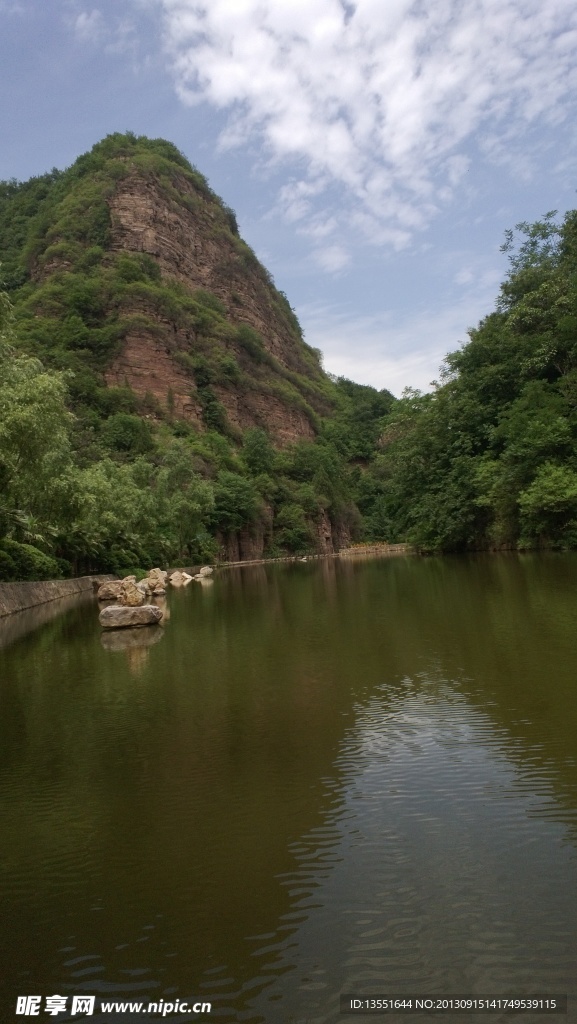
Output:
[[217, 543, 412, 569], [0, 545, 412, 619], [0, 575, 116, 619]]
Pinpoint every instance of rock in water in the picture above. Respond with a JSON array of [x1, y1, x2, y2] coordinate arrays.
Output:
[[169, 571, 185, 586], [198, 566, 213, 577], [97, 580, 123, 601], [99, 605, 163, 629], [147, 567, 168, 588], [119, 580, 146, 606]]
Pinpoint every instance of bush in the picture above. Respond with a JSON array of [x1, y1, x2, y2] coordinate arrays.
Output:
[[0, 540, 60, 580], [0, 549, 17, 581], [56, 558, 74, 578], [101, 413, 154, 454]]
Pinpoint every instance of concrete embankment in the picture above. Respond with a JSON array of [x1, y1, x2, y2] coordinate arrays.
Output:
[[339, 543, 411, 557], [217, 543, 413, 570], [0, 575, 115, 619]]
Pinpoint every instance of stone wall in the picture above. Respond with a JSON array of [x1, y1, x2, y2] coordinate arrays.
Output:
[[0, 575, 116, 619]]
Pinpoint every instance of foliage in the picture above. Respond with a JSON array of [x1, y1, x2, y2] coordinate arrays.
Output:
[[210, 471, 261, 534], [371, 208, 577, 551], [242, 428, 275, 475], [0, 540, 60, 581], [0, 296, 77, 551]]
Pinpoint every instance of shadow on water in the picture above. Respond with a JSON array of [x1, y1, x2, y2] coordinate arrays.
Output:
[[0, 555, 576, 1022], [0, 590, 97, 651]]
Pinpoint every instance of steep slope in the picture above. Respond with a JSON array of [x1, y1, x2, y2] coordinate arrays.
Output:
[[0, 134, 395, 576], [1, 133, 333, 445]]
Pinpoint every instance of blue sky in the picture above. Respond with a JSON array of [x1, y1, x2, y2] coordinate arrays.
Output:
[[2, 0, 577, 394]]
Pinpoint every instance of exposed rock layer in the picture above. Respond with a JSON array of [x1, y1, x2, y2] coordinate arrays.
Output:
[[105, 173, 325, 445]]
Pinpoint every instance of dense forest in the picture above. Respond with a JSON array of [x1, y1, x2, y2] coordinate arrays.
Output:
[[1, 133, 576, 581], [374, 210, 577, 552]]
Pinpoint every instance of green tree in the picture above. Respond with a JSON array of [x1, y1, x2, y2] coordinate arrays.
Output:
[[0, 291, 76, 550], [518, 463, 577, 547], [242, 428, 275, 475], [211, 471, 260, 534]]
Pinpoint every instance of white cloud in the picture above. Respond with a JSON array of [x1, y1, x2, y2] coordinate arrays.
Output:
[[154, 0, 577, 250], [65, 3, 152, 63], [74, 8, 104, 42], [312, 243, 350, 273], [300, 287, 501, 395]]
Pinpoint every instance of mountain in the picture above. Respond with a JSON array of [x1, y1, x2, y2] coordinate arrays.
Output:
[[1, 132, 334, 445], [0, 134, 394, 577]]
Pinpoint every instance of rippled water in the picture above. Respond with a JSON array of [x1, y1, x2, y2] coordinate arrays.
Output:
[[1, 554, 576, 1022]]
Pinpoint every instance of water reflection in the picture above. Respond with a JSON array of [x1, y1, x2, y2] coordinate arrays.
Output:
[[248, 677, 577, 1022], [0, 590, 95, 650], [0, 555, 576, 1022], [100, 626, 164, 653], [100, 625, 165, 675]]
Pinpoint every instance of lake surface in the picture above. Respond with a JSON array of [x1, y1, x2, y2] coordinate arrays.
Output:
[[1, 554, 576, 1023]]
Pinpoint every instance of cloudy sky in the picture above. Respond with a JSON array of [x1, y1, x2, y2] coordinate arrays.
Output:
[[2, 0, 577, 394]]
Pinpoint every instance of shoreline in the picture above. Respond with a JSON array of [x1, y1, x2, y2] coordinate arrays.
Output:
[[0, 545, 412, 620], [0, 575, 116, 619], [216, 543, 412, 569]]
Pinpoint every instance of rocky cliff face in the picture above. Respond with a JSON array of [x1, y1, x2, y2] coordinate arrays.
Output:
[[103, 170, 327, 444]]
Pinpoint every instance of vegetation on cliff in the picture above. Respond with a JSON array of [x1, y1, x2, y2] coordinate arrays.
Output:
[[2, 133, 576, 579], [0, 135, 393, 578]]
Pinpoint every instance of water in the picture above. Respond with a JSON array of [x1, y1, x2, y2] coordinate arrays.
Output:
[[0, 554, 576, 1022]]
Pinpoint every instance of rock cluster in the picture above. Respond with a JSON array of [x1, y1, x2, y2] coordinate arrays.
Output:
[[165, 567, 214, 585], [168, 571, 192, 587], [146, 567, 168, 594], [97, 567, 215, 629], [97, 569, 168, 603], [98, 570, 168, 630]]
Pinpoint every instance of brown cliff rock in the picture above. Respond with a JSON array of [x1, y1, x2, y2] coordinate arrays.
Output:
[[103, 172, 329, 445], [108, 174, 306, 372]]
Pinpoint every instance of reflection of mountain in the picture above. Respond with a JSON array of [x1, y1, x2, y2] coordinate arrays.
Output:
[[1, 555, 576, 1022]]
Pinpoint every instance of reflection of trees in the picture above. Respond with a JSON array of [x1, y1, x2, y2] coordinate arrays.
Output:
[[0, 590, 96, 650]]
